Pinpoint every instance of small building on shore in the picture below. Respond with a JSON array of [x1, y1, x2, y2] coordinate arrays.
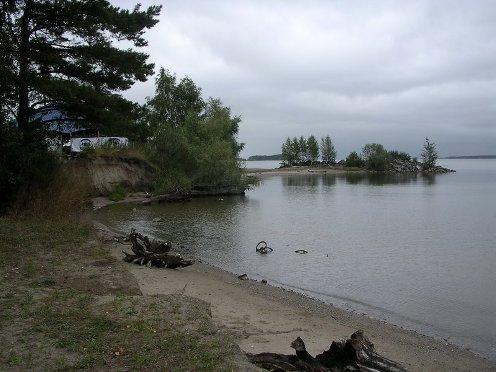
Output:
[[37, 107, 129, 153]]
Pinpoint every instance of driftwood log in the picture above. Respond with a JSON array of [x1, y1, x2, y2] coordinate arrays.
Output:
[[247, 330, 407, 372], [122, 230, 193, 269], [141, 193, 192, 205]]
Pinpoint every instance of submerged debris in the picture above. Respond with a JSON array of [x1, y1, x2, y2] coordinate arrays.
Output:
[[256, 241, 273, 254], [294, 249, 308, 254]]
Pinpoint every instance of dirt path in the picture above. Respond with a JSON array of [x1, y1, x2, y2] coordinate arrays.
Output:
[[105, 242, 495, 372]]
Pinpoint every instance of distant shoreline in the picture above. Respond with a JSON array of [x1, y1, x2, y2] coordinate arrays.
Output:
[[245, 155, 282, 161], [245, 156, 496, 160], [441, 155, 496, 159]]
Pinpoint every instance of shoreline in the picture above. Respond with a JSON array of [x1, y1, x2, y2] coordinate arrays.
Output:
[[245, 165, 366, 177], [97, 223, 495, 371]]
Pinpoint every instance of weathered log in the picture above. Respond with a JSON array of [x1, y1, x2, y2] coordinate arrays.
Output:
[[122, 231, 193, 269], [247, 330, 408, 372], [141, 193, 191, 205], [128, 230, 171, 255]]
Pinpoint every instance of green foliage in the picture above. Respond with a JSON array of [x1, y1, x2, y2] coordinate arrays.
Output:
[[108, 185, 127, 202], [0, 1, 160, 211], [146, 68, 204, 131], [291, 137, 300, 164], [306, 135, 320, 164], [1, 1, 161, 136], [281, 137, 294, 166], [281, 135, 326, 166], [146, 70, 245, 192], [344, 151, 364, 167], [362, 143, 388, 171], [0, 120, 58, 213], [388, 150, 412, 162], [420, 137, 438, 170], [320, 135, 336, 164], [298, 136, 308, 163], [153, 169, 192, 194]]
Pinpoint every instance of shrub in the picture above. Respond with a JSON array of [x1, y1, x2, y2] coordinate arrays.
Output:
[[388, 150, 411, 162], [145, 70, 246, 189], [152, 170, 192, 194], [420, 137, 438, 170], [362, 143, 388, 171], [0, 121, 59, 214], [344, 151, 364, 167], [108, 185, 128, 201]]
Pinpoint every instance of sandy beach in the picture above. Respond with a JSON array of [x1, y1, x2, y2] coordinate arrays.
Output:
[[102, 233, 495, 372]]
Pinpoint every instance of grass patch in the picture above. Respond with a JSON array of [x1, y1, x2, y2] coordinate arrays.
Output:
[[0, 217, 249, 370]]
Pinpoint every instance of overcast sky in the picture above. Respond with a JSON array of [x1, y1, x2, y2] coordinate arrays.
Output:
[[118, 0, 496, 158]]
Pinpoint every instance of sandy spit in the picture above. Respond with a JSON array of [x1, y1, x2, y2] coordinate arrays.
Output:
[[101, 234, 495, 372], [245, 166, 366, 178]]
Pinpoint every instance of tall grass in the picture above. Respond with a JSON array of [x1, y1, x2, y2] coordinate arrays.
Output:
[[80, 142, 147, 160]]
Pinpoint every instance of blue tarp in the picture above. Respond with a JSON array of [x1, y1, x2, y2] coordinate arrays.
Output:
[[33, 108, 88, 134]]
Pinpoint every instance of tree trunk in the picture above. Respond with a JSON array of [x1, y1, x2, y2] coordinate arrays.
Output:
[[18, 1, 31, 137]]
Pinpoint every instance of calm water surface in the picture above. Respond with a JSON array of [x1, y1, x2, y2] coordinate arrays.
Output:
[[96, 159, 496, 359]]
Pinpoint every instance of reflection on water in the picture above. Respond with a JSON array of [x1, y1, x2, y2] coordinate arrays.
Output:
[[96, 159, 496, 360], [282, 172, 431, 187]]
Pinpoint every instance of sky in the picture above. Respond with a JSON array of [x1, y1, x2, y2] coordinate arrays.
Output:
[[117, 0, 496, 158]]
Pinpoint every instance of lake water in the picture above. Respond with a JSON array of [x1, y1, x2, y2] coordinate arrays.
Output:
[[96, 159, 496, 359], [243, 160, 282, 169]]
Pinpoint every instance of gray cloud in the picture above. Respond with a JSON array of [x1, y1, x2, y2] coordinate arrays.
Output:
[[117, 0, 496, 157]]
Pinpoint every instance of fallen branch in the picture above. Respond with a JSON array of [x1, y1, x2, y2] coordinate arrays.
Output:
[[141, 193, 191, 205], [247, 330, 408, 372]]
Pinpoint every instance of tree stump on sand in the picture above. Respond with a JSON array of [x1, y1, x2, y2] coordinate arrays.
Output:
[[247, 330, 408, 372], [122, 230, 193, 269]]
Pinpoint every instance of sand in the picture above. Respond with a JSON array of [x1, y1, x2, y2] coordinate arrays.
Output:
[[103, 238, 495, 372]]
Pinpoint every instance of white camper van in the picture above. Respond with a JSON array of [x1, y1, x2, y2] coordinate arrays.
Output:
[[65, 137, 129, 153]]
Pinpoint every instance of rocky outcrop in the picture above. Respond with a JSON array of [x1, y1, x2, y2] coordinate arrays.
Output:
[[386, 158, 419, 173], [386, 158, 455, 174], [421, 165, 455, 174]]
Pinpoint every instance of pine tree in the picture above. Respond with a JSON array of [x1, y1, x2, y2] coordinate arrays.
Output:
[[307, 135, 320, 164], [291, 137, 300, 165], [320, 135, 336, 164], [298, 136, 307, 164], [1, 0, 161, 139], [281, 137, 292, 166], [420, 137, 438, 170]]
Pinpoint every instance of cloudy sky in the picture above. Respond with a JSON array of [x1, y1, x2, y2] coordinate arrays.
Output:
[[118, 0, 496, 158]]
